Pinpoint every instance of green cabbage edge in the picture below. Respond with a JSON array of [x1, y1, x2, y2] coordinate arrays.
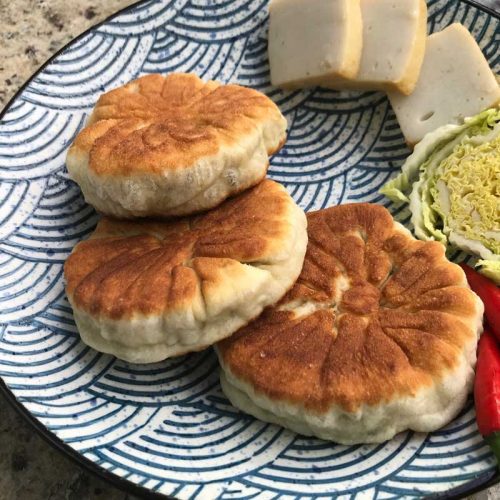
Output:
[[477, 260, 500, 284]]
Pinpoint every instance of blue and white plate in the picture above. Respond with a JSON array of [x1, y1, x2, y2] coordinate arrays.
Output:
[[1, 0, 499, 498]]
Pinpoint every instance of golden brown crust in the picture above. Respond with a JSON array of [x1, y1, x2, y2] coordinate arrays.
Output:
[[64, 180, 295, 319], [70, 73, 285, 176], [218, 203, 479, 413]]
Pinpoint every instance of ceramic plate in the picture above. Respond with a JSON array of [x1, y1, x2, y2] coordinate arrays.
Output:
[[1, 0, 499, 498]]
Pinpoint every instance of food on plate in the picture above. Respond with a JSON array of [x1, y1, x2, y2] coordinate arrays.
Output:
[[64, 180, 307, 363], [381, 107, 500, 282], [474, 329, 500, 464], [461, 264, 500, 342], [66, 73, 287, 218], [325, 0, 428, 95], [268, 0, 363, 88], [388, 23, 500, 145], [217, 203, 483, 444]]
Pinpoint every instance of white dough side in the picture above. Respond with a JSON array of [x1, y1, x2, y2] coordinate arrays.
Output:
[[217, 292, 484, 445], [67, 113, 287, 218]]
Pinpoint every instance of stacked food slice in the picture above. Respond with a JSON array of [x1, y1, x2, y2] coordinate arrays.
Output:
[[388, 23, 500, 145], [268, 0, 500, 145]]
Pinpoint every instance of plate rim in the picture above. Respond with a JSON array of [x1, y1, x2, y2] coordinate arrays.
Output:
[[0, 0, 499, 498]]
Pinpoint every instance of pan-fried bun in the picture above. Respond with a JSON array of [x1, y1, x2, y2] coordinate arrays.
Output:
[[66, 73, 287, 218], [217, 203, 483, 444], [64, 180, 307, 363]]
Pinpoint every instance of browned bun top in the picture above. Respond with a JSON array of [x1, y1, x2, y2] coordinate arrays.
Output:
[[64, 180, 295, 319], [70, 73, 285, 176], [218, 203, 480, 413]]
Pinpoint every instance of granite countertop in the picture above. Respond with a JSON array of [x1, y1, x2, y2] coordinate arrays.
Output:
[[1, 1, 500, 499]]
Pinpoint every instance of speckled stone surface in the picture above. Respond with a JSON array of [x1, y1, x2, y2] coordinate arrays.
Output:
[[0, 0, 136, 107], [1, 1, 500, 499]]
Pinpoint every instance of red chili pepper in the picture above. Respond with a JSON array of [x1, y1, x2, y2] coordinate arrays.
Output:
[[460, 263, 500, 342], [474, 329, 500, 463]]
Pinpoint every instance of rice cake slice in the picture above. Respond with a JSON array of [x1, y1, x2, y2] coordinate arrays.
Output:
[[325, 0, 427, 95], [268, 0, 363, 89], [389, 23, 500, 146]]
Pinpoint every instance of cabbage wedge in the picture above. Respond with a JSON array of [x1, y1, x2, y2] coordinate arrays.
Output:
[[381, 108, 500, 284]]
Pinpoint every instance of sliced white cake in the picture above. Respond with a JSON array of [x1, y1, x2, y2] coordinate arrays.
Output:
[[326, 0, 427, 95], [268, 0, 363, 89], [389, 23, 500, 145]]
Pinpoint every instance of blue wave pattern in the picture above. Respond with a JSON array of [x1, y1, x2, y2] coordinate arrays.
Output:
[[0, 0, 498, 498]]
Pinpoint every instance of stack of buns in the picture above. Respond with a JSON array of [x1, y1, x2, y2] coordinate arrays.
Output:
[[65, 72, 483, 444], [268, 0, 500, 145], [65, 73, 307, 362]]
